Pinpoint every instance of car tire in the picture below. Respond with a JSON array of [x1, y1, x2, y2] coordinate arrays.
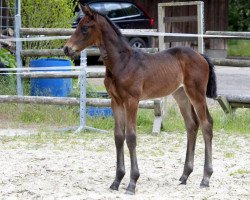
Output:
[[129, 37, 147, 48]]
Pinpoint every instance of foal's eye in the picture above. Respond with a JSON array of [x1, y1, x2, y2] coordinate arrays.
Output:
[[81, 26, 88, 34]]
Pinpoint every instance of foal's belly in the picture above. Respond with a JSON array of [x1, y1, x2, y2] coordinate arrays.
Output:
[[138, 56, 184, 100], [140, 81, 182, 100]]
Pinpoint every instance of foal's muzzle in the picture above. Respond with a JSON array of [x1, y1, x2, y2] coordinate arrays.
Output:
[[63, 46, 77, 57]]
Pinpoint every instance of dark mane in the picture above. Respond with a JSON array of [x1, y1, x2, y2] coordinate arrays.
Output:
[[93, 10, 123, 37]]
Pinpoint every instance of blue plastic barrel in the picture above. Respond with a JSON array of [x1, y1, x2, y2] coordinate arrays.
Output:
[[30, 58, 72, 97], [87, 107, 113, 117]]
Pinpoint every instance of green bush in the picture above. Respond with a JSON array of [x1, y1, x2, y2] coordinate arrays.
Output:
[[0, 48, 16, 68], [21, 0, 75, 29], [228, 0, 250, 31], [21, 0, 76, 54]]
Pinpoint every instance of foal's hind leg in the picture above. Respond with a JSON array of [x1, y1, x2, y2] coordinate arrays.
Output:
[[173, 87, 199, 185], [184, 86, 213, 187], [200, 107, 213, 187], [110, 99, 126, 190]]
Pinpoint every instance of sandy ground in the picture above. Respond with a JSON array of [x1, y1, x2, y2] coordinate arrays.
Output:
[[0, 129, 249, 200]]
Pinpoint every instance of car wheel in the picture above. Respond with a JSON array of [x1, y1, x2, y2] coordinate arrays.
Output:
[[129, 37, 147, 48]]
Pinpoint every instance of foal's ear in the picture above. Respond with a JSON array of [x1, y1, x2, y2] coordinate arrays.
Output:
[[80, 4, 94, 18]]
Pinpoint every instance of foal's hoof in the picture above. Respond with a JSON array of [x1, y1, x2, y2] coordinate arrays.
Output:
[[125, 189, 135, 195], [179, 176, 187, 185], [179, 180, 187, 185], [125, 184, 135, 195], [110, 181, 119, 191], [200, 179, 210, 188]]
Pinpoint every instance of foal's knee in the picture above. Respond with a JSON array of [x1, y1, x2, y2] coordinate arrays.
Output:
[[186, 121, 199, 134], [114, 133, 125, 148], [126, 133, 137, 149], [201, 120, 213, 140]]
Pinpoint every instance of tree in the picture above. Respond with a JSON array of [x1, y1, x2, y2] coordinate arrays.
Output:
[[228, 0, 250, 31]]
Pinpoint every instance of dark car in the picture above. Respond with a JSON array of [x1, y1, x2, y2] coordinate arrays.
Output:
[[73, 0, 154, 48]]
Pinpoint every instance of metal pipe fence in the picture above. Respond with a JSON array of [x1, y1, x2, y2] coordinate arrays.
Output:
[[0, 0, 16, 31]]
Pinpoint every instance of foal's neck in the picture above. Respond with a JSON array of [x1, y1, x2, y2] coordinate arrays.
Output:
[[97, 17, 132, 73]]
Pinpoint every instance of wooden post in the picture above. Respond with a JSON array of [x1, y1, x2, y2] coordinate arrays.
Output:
[[152, 99, 163, 134], [197, 2, 204, 54], [158, 4, 165, 51], [216, 95, 232, 113]]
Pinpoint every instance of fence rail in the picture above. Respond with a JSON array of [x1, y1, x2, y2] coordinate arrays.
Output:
[[0, 95, 159, 109], [20, 48, 159, 57], [211, 58, 250, 67], [0, 95, 163, 134], [20, 71, 105, 78], [20, 28, 158, 36], [217, 94, 250, 113], [206, 31, 250, 39], [17, 28, 250, 39]]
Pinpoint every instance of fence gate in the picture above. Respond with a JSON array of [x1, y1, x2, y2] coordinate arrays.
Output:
[[158, 1, 204, 53]]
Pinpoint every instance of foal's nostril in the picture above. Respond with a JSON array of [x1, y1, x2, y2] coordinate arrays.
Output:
[[63, 46, 69, 56], [63, 46, 76, 57]]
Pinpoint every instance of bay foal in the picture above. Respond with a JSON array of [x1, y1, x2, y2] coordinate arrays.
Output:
[[64, 5, 217, 194]]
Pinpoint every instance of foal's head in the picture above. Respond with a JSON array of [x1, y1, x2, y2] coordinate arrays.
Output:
[[64, 5, 102, 57]]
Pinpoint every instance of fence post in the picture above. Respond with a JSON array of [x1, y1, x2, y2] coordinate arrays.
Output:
[[74, 50, 87, 133], [78, 50, 87, 129], [197, 2, 204, 54], [158, 4, 165, 51], [75, 50, 108, 134], [15, 0, 23, 95]]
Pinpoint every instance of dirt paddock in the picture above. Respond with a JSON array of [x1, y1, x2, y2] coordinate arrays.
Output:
[[0, 129, 249, 199]]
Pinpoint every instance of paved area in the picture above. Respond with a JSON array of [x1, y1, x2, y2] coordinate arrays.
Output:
[[215, 66, 250, 96], [87, 65, 250, 97]]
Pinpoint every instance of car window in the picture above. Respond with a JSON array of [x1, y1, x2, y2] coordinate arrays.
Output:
[[104, 3, 126, 18], [90, 3, 106, 14], [79, 2, 142, 20], [90, 2, 126, 18], [121, 3, 141, 16]]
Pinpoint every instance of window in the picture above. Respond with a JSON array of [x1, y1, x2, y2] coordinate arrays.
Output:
[[90, 3, 105, 14], [121, 3, 141, 16], [89, 2, 141, 19], [104, 3, 126, 18]]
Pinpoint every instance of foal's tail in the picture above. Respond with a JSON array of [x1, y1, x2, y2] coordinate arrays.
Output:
[[201, 54, 217, 98]]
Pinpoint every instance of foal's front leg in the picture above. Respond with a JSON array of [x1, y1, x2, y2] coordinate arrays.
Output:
[[110, 99, 126, 190], [124, 99, 140, 194]]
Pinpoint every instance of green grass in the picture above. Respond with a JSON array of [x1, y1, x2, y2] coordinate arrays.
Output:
[[162, 104, 250, 135], [0, 102, 249, 153], [0, 75, 18, 95], [0, 102, 249, 135], [230, 169, 250, 177], [224, 152, 235, 158], [212, 108, 250, 135], [163, 105, 186, 133], [227, 40, 250, 57], [0, 103, 79, 129]]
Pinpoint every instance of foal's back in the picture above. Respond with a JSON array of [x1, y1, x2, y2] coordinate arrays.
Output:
[[129, 47, 209, 100]]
